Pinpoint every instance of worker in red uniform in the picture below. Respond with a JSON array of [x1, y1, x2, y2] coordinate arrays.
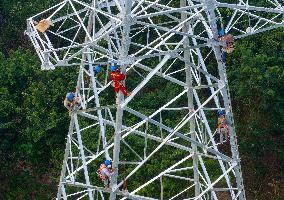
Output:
[[110, 65, 128, 96]]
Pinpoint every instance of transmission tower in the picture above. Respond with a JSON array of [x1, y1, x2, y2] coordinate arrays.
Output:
[[26, 0, 284, 199]]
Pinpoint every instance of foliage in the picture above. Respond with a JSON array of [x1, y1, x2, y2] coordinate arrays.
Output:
[[0, 49, 77, 199], [227, 29, 284, 199]]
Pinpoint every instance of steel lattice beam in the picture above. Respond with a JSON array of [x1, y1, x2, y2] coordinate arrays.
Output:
[[25, 0, 284, 199]]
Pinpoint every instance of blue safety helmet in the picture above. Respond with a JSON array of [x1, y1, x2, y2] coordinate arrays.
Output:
[[95, 65, 101, 73], [217, 110, 225, 116], [111, 65, 117, 72], [219, 28, 225, 37], [104, 160, 112, 168], [66, 92, 75, 101]]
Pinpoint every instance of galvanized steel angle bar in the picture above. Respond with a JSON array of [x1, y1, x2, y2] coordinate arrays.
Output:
[[115, 86, 226, 192], [135, 4, 205, 19], [120, 153, 194, 199], [217, 1, 284, 14]]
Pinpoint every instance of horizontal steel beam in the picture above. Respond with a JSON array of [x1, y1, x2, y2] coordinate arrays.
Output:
[[62, 182, 158, 200], [217, 2, 284, 14]]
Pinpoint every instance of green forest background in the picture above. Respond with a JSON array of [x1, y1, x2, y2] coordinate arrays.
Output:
[[0, 0, 284, 199]]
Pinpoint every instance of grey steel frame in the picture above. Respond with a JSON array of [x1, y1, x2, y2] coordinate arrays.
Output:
[[25, 0, 284, 199]]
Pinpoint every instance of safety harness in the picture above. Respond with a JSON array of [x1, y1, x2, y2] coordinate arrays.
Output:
[[97, 164, 107, 181]]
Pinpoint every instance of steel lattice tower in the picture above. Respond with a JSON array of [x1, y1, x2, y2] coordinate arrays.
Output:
[[26, 0, 284, 199]]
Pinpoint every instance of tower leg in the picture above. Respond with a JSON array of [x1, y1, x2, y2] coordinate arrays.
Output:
[[74, 114, 94, 200], [57, 117, 75, 200], [181, 0, 200, 197], [204, 0, 246, 199], [110, 1, 132, 199]]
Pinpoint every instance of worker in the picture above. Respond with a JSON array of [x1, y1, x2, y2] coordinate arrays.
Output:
[[220, 34, 234, 53], [97, 160, 114, 188], [218, 23, 234, 62], [217, 110, 229, 144], [64, 87, 80, 114], [110, 65, 129, 97], [34, 18, 53, 33], [218, 25, 225, 37]]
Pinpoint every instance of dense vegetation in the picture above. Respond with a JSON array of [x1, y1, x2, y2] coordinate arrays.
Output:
[[0, 1, 284, 199]]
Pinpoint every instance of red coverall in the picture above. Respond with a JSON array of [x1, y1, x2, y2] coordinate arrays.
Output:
[[111, 71, 128, 96]]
